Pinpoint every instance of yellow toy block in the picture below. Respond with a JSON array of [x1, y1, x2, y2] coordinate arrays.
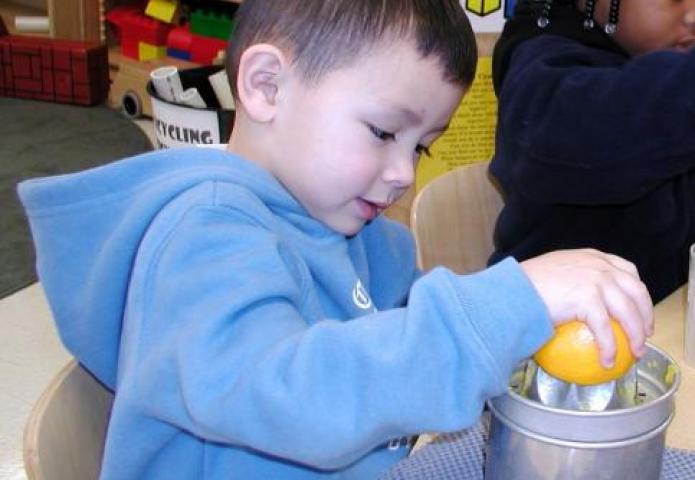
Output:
[[145, 0, 181, 24], [465, 0, 501, 16], [138, 42, 167, 61]]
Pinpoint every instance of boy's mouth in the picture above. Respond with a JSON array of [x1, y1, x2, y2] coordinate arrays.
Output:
[[356, 198, 389, 221], [674, 37, 695, 51]]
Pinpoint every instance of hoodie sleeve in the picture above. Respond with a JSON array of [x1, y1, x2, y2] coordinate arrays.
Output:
[[118, 183, 552, 470], [496, 35, 695, 205]]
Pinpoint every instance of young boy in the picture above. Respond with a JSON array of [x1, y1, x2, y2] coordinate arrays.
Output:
[[490, 0, 695, 303], [18, 1, 652, 478]]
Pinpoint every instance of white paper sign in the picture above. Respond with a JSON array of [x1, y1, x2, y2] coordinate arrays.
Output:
[[151, 96, 222, 149], [461, 0, 517, 33]]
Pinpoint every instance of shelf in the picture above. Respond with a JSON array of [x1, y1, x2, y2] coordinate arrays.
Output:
[[0, 0, 49, 36], [47, 0, 101, 42]]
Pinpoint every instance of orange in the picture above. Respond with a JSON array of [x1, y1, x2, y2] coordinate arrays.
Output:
[[533, 319, 635, 386]]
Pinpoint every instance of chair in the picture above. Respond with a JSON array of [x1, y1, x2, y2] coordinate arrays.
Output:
[[410, 161, 504, 274], [24, 360, 114, 480]]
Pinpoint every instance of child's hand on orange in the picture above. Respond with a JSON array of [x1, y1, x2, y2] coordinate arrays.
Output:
[[520, 249, 653, 369]]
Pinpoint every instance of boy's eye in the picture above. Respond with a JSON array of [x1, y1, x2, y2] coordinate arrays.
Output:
[[415, 144, 432, 157], [368, 124, 396, 142]]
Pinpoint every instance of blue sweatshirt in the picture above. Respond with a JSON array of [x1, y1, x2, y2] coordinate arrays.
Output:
[[18, 148, 552, 479]]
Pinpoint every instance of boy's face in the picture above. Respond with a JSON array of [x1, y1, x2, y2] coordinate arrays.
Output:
[[267, 39, 464, 236], [592, 0, 695, 56]]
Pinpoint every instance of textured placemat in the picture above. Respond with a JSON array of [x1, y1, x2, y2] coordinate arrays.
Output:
[[0, 97, 152, 298], [382, 419, 695, 479]]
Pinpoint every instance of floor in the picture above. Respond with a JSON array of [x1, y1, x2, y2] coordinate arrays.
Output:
[[0, 119, 156, 480]]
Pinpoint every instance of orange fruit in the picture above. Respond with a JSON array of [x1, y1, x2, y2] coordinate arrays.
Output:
[[533, 319, 635, 386]]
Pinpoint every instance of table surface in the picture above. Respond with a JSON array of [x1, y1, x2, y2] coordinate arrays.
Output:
[[651, 286, 694, 450]]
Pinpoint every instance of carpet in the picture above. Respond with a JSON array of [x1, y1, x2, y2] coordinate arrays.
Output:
[[1, 97, 153, 299]]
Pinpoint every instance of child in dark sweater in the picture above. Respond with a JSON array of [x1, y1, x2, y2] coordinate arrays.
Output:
[[490, 0, 695, 302]]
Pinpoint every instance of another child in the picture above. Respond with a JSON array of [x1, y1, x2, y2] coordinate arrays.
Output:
[[19, 1, 652, 478], [490, 0, 695, 302]]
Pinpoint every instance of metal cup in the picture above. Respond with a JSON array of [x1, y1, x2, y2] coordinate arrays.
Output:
[[686, 243, 695, 367], [485, 344, 680, 480]]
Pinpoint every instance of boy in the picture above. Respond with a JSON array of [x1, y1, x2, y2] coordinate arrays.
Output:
[[490, 0, 695, 302], [18, 1, 652, 478]]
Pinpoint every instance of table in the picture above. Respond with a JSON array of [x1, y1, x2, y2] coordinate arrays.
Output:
[[651, 286, 695, 450]]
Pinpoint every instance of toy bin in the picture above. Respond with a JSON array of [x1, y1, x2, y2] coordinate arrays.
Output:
[[147, 65, 234, 149]]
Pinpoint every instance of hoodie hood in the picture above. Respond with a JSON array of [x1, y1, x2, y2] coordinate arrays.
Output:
[[17, 148, 322, 388], [492, 0, 625, 95]]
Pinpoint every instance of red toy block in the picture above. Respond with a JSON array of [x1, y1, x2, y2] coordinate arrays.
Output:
[[166, 24, 226, 65], [167, 25, 193, 52], [120, 37, 140, 59], [107, 4, 172, 60], [190, 33, 226, 65], [0, 34, 109, 106]]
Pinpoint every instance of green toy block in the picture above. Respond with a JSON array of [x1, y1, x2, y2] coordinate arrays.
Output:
[[190, 9, 236, 41]]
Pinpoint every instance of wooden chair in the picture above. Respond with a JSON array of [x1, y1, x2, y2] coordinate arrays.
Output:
[[410, 161, 504, 274], [24, 360, 114, 480]]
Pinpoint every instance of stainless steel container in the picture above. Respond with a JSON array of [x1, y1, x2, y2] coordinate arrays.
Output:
[[485, 343, 680, 480]]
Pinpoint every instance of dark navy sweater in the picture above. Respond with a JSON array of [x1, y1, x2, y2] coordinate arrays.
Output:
[[489, 3, 695, 302]]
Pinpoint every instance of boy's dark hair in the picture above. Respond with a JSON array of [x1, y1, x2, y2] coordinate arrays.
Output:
[[226, 0, 477, 100]]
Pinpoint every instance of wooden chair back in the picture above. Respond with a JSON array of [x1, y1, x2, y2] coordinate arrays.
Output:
[[24, 360, 114, 480], [410, 161, 504, 274]]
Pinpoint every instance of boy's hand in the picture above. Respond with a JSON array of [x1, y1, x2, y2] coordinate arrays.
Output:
[[521, 249, 654, 368]]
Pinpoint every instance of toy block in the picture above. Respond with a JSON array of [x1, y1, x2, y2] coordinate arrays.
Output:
[[0, 35, 109, 105], [166, 25, 193, 52], [505, 0, 517, 18], [106, 4, 172, 48], [145, 0, 181, 24], [166, 25, 226, 65], [119, 37, 140, 59], [465, 0, 501, 16], [138, 42, 167, 61], [190, 10, 236, 40], [166, 48, 192, 61], [190, 35, 227, 65]]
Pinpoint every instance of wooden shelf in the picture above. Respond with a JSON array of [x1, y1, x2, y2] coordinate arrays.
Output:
[[0, 0, 103, 41], [47, 0, 102, 41], [0, 0, 49, 36]]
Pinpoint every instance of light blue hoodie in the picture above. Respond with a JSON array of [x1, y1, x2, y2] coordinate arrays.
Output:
[[18, 148, 552, 479]]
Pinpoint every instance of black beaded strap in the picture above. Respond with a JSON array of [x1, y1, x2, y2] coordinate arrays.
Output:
[[605, 0, 621, 34], [537, 0, 553, 28], [583, 0, 596, 29]]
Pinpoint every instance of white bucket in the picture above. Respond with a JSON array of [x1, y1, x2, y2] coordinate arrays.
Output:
[[147, 66, 234, 149]]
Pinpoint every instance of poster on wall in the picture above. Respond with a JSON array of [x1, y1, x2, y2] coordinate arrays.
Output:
[[415, 0, 518, 190], [462, 0, 517, 33]]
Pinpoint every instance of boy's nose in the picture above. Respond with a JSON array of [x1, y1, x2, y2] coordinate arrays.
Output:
[[382, 155, 415, 188], [685, 8, 695, 31]]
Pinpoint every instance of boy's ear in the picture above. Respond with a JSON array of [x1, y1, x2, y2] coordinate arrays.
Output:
[[236, 44, 288, 123]]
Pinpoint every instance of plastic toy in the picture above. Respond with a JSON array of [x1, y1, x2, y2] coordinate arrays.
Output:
[[166, 24, 227, 64], [106, 4, 172, 61], [190, 9, 235, 40], [145, 0, 181, 24]]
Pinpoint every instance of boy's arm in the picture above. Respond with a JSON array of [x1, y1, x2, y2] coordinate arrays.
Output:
[[122, 203, 551, 470], [496, 35, 695, 204]]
